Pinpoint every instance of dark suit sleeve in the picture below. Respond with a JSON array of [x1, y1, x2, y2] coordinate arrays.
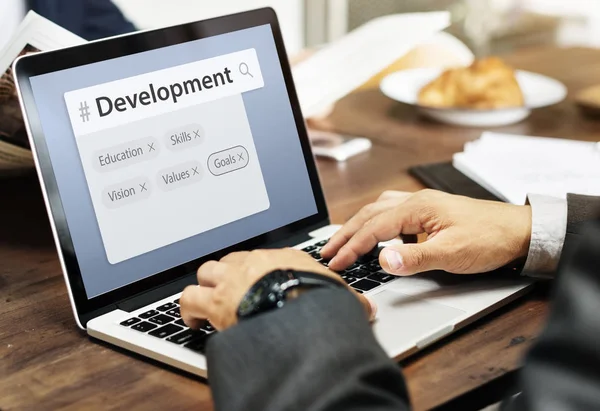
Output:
[[206, 288, 410, 411], [563, 194, 600, 256], [207, 204, 600, 411], [82, 0, 136, 40], [502, 218, 600, 411], [29, 0, 135, 40]]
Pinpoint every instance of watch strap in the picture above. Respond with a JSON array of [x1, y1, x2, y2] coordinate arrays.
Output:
[[292, 270, 344, 289], [237, 269, 343, 320]]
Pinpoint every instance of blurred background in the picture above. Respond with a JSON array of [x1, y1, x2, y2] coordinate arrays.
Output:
[[112, 0, 600, 56]]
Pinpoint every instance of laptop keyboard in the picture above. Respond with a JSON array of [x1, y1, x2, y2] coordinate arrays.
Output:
[[305, 239, 391, 294], [119, 238, 391, 353], [120, 298, 216, 354]]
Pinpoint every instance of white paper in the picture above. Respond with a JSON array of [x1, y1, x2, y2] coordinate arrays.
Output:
[[0, 11, 84, 173], [0, 11, 84, 74], [293, 12, 451, 118], [453, 132, 600, 204]]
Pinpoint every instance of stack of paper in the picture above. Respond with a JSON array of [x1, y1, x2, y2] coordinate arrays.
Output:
[[0, 11, 84, 74], [453, 132, 600, 204]]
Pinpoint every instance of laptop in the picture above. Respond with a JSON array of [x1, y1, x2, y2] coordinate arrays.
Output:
[[14, 8, 533, 378]]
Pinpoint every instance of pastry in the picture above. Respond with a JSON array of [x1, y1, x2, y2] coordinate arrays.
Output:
[[418, 57, 524, 109]]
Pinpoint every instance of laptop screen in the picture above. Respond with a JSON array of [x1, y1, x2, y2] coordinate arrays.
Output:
[[28, 24, 318, 299]]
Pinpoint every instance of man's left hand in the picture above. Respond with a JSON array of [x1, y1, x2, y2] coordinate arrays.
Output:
[[180, 248, 376, 331]]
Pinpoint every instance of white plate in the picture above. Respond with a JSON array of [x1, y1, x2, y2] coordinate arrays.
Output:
[[380, 68, 567, 127]]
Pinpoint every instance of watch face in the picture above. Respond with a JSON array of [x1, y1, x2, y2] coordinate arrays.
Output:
[[238, 278, 269, 317], [238, 270, 343, 319], [237, 270, 299, 318]]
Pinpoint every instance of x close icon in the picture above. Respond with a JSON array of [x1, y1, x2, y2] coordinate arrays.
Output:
[[148, 143, 155, 152], [139, 183, 147, 192], [192, 167, 200, 175], [193, 130, 201, 139], [238, 153, 244, 161]]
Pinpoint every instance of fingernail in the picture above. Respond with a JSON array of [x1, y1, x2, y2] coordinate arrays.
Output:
[[328, 256, 338, 267], [384, 248, 403, 270], [368, 298, 378, 321]]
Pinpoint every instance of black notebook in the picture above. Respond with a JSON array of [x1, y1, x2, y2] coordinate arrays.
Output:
[[409, 162, 502, 202]]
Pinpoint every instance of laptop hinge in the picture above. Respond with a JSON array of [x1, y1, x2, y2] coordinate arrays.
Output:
[[117, 273, 197, 313], [263, 224, 320, 248]]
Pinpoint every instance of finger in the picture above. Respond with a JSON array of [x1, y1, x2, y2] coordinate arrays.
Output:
[[179, 285, 213, 329], [219, 251, 251, 263], [321, 199, 404, 259], [197, 260, 231, 287], [322, 199, 400, 258], [329, 205, 424, 271], [379, 242, 444, 276]]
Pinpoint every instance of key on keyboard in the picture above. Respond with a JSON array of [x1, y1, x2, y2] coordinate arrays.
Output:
[[302, 245, 318, 253], [309, 250, 322, 260], [148, 314, 174, 325], [364, 261, 382, 273], [345, 263, 361, 271], [167, 329, 206, 345], [149, 324, 183, 339], [166, 307, 181, 318], [346, 268, 369, 278], [156, 302, 177, 312], [139, 309, 159, 319], [198, 320, 215, 332], [351, 279, 380, 292], [184, 333, 213, 353], [120, 317, 141, 327], [131, 322, 158, 332], [368, 273, 395, 283]]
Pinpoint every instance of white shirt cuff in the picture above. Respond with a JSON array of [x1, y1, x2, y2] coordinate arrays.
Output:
[[522, 194, 567, 278]]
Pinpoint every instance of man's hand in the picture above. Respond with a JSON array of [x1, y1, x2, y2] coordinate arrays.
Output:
[[180, 248, 375, 331], [321, 189, 532, 276]]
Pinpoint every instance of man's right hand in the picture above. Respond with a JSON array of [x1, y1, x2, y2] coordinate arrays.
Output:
[[321, 190, 532, 276]]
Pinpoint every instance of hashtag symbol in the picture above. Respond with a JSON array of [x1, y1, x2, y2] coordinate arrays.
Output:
[[79, 101, 91, 123]]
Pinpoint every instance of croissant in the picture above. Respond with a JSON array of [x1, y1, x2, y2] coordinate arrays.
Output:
[[418, 57, 524, 109]]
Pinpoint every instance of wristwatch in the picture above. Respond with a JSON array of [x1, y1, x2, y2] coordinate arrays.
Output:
[[237, 269, 344, 320]]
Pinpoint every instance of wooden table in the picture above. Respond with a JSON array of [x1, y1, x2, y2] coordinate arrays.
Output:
[[2, 47, 600, 411]]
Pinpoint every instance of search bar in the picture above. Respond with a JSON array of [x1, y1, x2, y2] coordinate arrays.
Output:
[[64, 48, 264, 137]]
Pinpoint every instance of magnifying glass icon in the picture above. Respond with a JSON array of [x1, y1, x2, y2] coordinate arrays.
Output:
[[239, 62, 254, 78]]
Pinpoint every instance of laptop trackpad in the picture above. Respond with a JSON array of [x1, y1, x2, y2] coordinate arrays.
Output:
[[370, 290, 466, 355]]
